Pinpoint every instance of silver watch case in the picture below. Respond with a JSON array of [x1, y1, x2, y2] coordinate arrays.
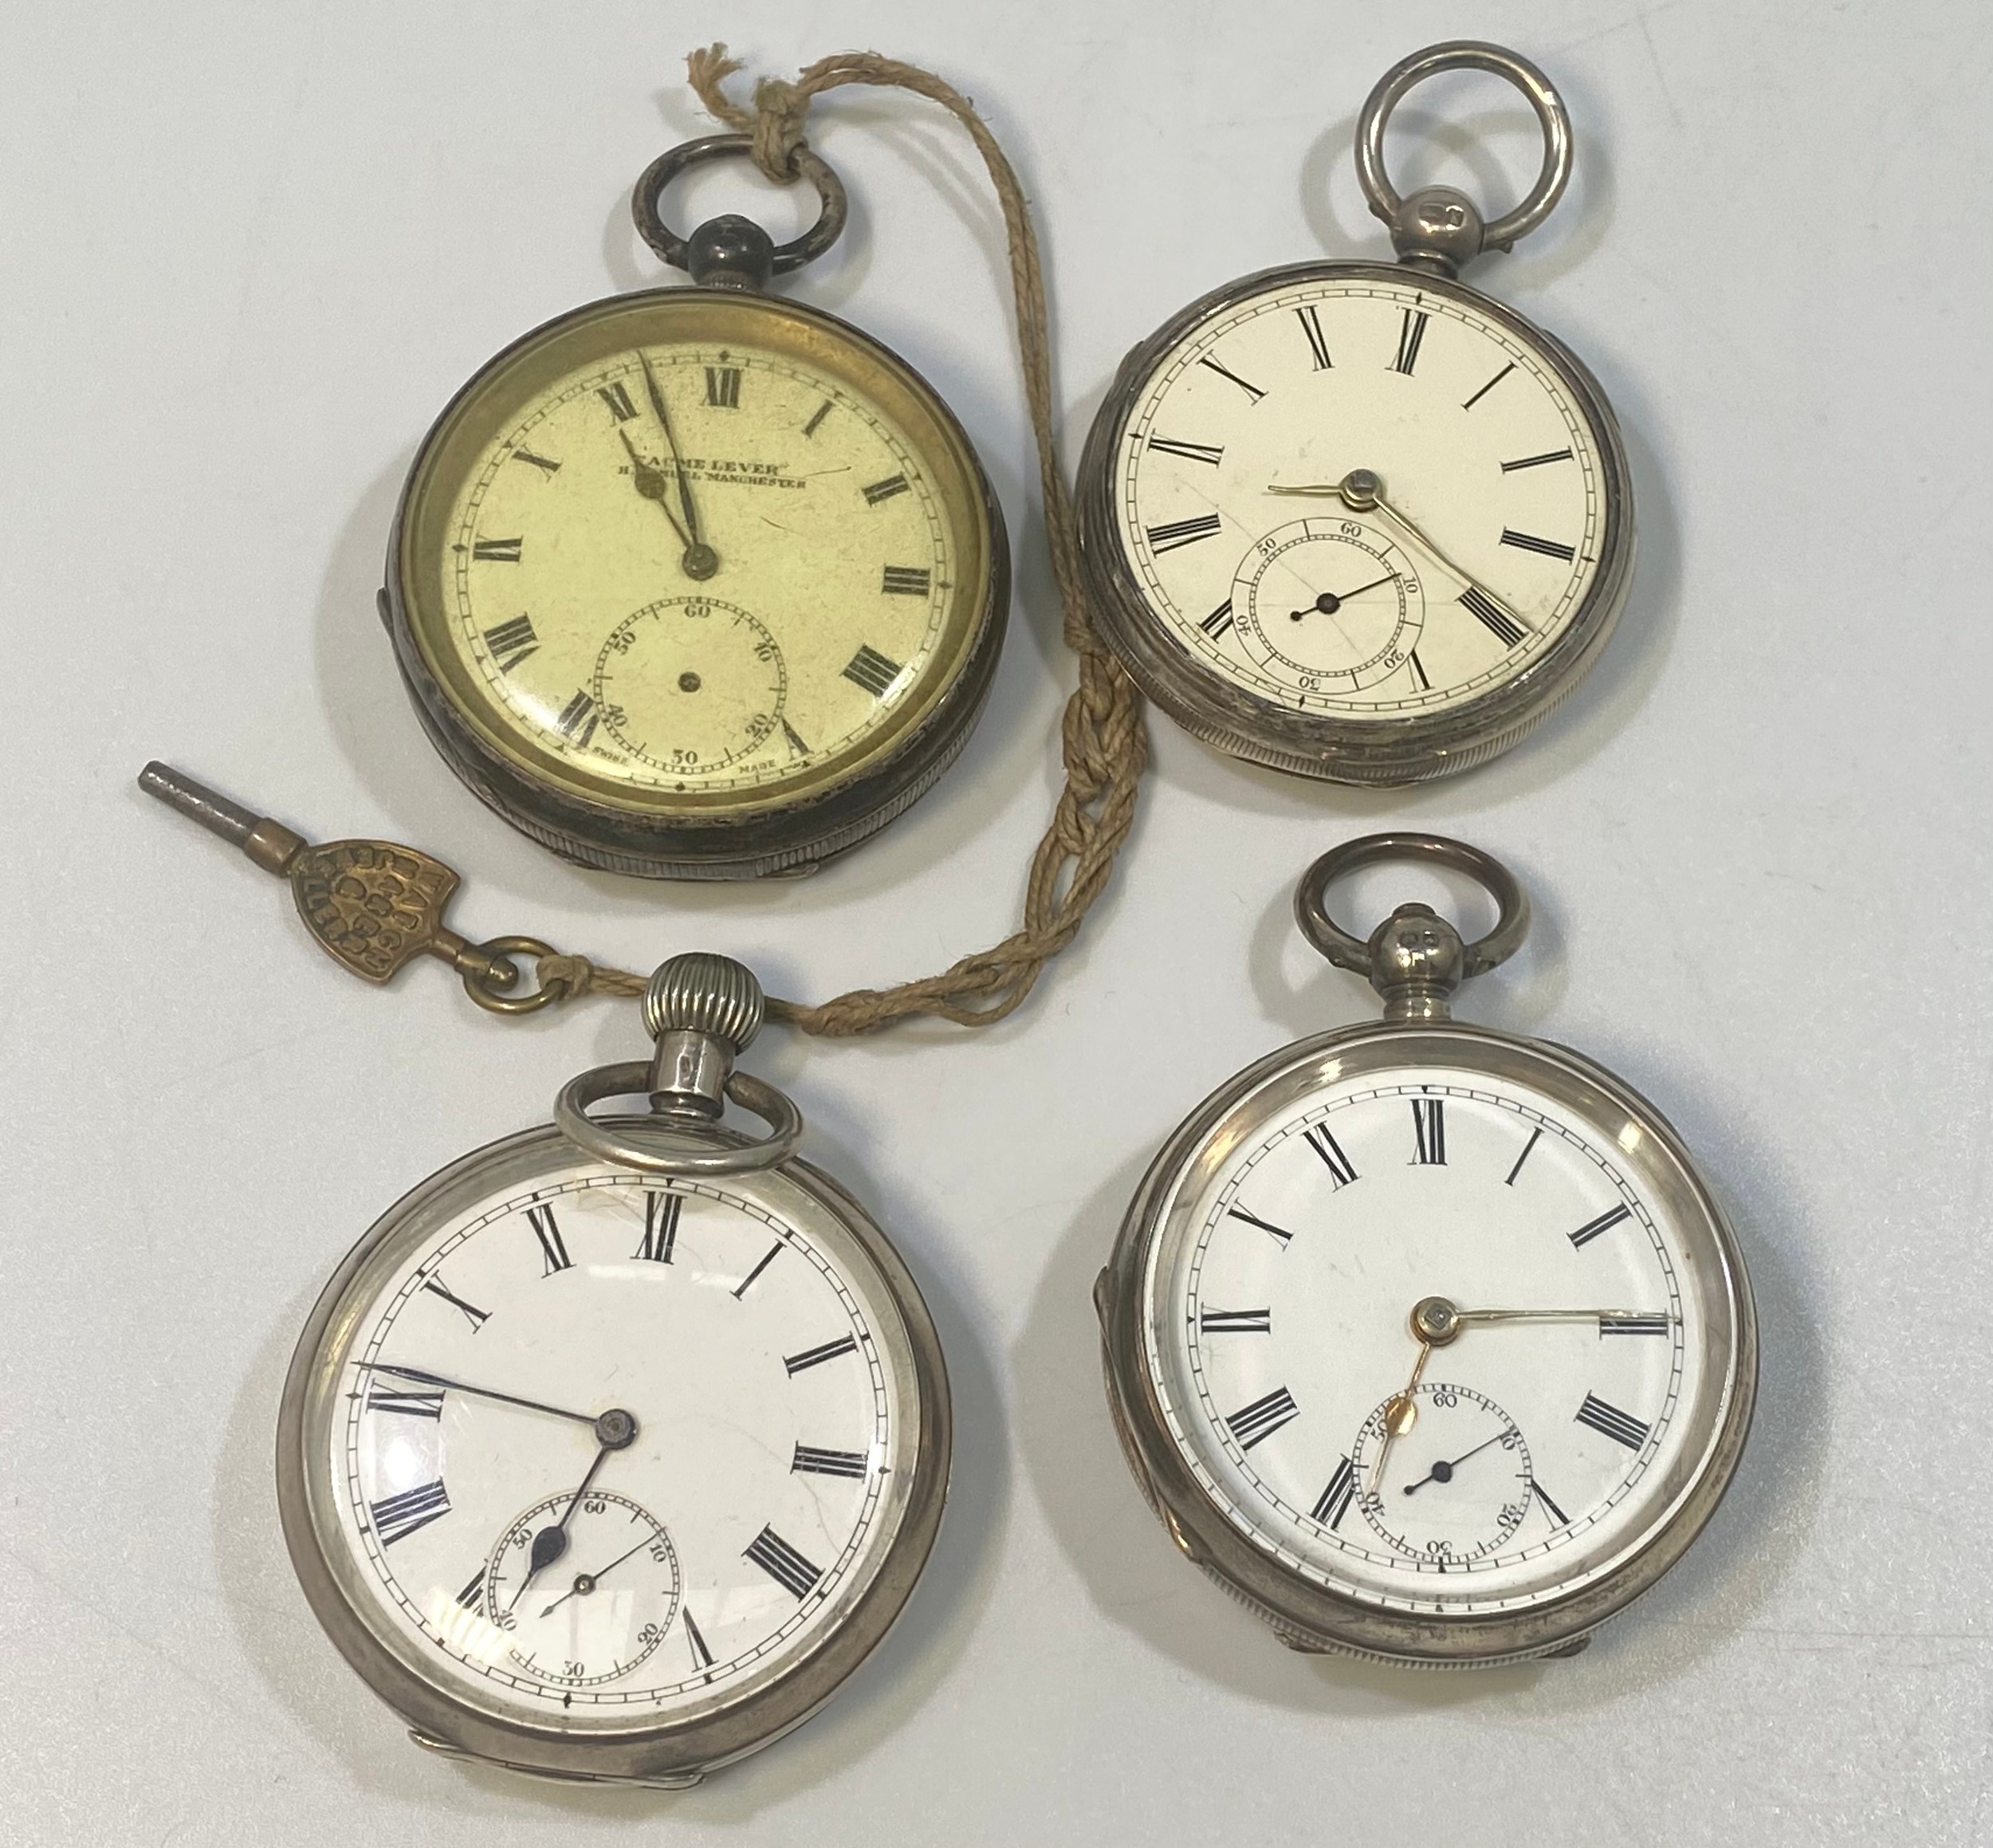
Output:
[[1077, 260, 1636, 786], [1095, 1019, 1754, 1666], [277, 1118, 952, 1786]]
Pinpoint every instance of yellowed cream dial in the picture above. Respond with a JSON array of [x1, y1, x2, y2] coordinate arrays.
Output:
[[438, 341, 954, 798], [392, 291, 999, 864]]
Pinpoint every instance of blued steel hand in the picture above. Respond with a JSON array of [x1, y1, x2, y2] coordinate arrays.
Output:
[[1401, 1429, 1511, 1496], [537, 1528, 664, 1619], [1287, 571, 1397, 619], [507, 1439, 623, 1615], [352, 1361, 601, 1433]]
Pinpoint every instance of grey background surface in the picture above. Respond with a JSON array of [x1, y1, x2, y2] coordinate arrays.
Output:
[[2, 2, 1987, 1842]]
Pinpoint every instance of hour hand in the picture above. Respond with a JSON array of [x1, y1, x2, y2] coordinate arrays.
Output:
[[639, 352, 719, 578], [618, 428, 717, 580]]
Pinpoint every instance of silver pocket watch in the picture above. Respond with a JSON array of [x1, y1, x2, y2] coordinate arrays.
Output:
[[1095, 836, 1754, 1665], [277, 953, 949, 1785], [1077, 44, 1635, 784]]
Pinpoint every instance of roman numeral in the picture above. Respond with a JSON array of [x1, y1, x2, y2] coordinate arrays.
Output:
[[635, 1191, 681, 1263], [510, 448, 561, 474], [472, 537, 522, 563], [843, 643, 903, 697], [1310, 1455, 1356, 1528], [683, 1608, 715, 1670], [554, 689, 599, 749], [1147, 434, 1224, 466], [598, 380, 639, 422], [1531, 1478, 1570, 1525], [733, 1242, 781, 1299], [455, 1566, 487, 1609], [1570, 1203, 1633, 1249], [881, 564, 931, 596], [1600, 1313, 1671, 1337], [369, 1479, 450, 1547], [1225, 1386, 1299, 1451], [1390, 307, 1429, 375], [1574, 1391, 1650, 1450], [422, 1276, 489, 1331], [1411, 1096, 1446, 1165], [1226, 1205, 1293, 1246], [1460, 585, 1527, 648], [792, 1443, 869, 1479], [482, 614, 538, 673], [784, 1335, 859, 1374], [705, 365, 741, 408], [1504, 1125, 1544, 1186], [1303, 1124, 1358, 1187], [802, 399, 832, 438], [1295, 303, 1333, 369], [1500, 528, 1577, 562], [1146, 513, 1223, 554], [743, 1524, 822, 1598], [526, 1203, 571, 1274], [862, 473, 910, 505], [1502, 448, 1574, 472], [1405, 649, 1430, 690], [1461, 362, 1515, 411], [366, 1386, 444, 1419], [1200, 599, 1235, 637], [781, 718, 811, 756], [1197, 355, 1264, 401], [1198, 1307, 1272, 1334]]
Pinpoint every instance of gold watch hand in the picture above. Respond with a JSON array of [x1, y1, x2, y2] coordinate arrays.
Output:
[[1268, 469, 1534, 638], [638, 352, 712, 557], [1371, 1334, 1433, 1488], [1454, 1308, 1675, 1326]]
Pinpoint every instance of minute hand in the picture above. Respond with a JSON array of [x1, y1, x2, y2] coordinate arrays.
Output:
[[1454, 1309, 1673, 1327], [1268, 470, 1534, 638]]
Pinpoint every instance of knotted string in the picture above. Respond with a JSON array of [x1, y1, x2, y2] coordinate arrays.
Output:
[[542, 47, 1147, 1036]]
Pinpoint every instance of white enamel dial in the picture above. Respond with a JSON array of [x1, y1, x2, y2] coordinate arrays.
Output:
[[1142, 1064, 1720, 1616], [1113, 272, 1610, 718], [300, 1144, 923, 1729]]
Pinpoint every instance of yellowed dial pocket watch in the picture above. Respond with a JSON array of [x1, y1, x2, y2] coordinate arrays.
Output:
[[1077, 44, 1634, 785], [1097, 836, 1754, 1665], [384, 134, 1007, 878]]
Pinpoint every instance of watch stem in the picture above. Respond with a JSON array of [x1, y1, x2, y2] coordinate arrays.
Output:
[[644, 953, 767, 1120]]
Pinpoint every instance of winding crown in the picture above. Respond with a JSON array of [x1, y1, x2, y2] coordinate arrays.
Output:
[[643, 953, 766, 1052]]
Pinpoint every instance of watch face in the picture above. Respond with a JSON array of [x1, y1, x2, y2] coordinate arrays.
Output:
[[1133, 1031, 1748, 1629], [281, 1126, 942, 1744], [1104, 266, 1622, 724], [394, 290, 996, 818]]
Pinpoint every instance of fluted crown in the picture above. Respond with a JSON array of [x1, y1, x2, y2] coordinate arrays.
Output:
[[643, 953, 765, 1052]]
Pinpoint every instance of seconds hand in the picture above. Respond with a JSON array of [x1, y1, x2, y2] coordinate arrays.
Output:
[[1401, 1429, 1512, 1496]]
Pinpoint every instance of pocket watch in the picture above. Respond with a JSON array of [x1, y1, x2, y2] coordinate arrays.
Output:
[[1076, 43, 1634, 784], [1095, 836, 1754, 1665], [277, 952, 950, 1784], [383, 133, 1007, 878]]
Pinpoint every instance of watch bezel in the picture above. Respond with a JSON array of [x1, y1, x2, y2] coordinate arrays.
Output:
[[1076, 259, 1635, 786], [1097, 1020, 1755, 1666], [382, 286, 1009, 879], [277, 1118, 952, 1783]]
